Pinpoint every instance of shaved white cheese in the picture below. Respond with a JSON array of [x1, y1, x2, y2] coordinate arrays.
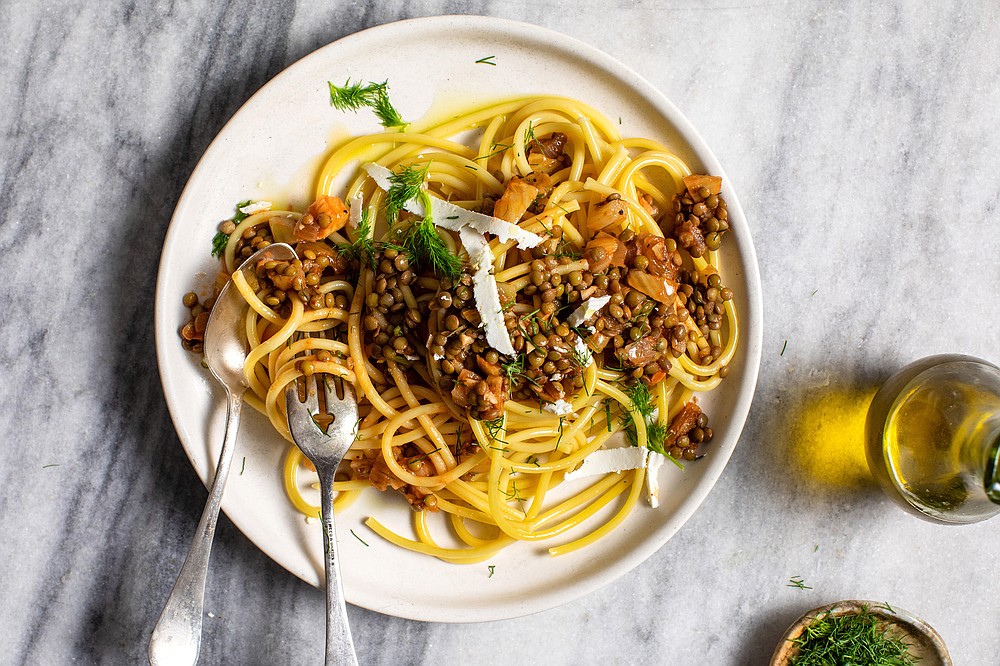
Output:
[[458, 226, 490, 268], [573, 337, 592, 365], [564, 446, 649, 480], [567, 295, 611, 327], [239, 200, 272, 215], [363, 163, 397, 196], [348, 194, 363, 228], [472, 263, 515, 356], [645, 451, 667, 508], [455, 226, 512, 354], [457, 226, 516, 355], [543, 399, 574, 416], [430, 199, 543, 249]]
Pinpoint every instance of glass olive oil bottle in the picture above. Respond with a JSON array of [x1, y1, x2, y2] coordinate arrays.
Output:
[[865, 355, 1000, 523]]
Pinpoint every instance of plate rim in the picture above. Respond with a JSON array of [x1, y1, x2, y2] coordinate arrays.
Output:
[[154, 14, 764, 622]]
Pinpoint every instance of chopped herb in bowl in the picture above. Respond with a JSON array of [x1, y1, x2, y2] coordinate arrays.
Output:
[[771, 601, 952, 666], [789, 604, 918, 665]]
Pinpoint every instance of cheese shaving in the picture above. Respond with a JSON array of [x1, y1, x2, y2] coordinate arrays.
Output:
[[348, 194, 363, 228], [543, 399, 574, 416], [429, 200, 543, 249], [564, 447, 648, 480], [468, 244, 515, 355], [238, 200, 272, 215], [645, 452, 667, 508], [566, 295, 611, 327]]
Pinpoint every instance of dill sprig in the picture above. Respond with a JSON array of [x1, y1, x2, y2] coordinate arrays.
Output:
[[501, 354, 525, 387], [523, 120, 542, 152], [789, 605, 918, 666], [500, 354, 539, 393], [386, 163, 428, 226], [645, 422, 670, 456], [501, 478, 523, 501], [475, 142, 511, 161], [553, 236, 582, 260], [328, 79, 407, 129], [334, 206, 376, 268], [621, 381, 669, 455], [211, 199, 252, 258], [382, 163, 463, 281], [787, 576, 812, 590], [404, 214, 463, 281], [481, 415, 509, 451]]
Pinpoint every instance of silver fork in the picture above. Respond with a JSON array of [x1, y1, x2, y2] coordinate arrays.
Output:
[[285, 373, 360, 666]]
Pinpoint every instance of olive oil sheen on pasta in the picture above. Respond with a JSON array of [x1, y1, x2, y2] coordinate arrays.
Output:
[[865, 355, 1000, 523]]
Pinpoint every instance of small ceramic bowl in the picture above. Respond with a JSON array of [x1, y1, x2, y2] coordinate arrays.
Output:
[[771, 600, 952, 666]]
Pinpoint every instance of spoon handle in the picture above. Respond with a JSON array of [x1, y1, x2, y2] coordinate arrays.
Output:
[[149, 390, 244, 666], [319, 467, 359, 666]]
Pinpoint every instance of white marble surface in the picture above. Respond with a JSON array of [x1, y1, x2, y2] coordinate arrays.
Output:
[[3, 1, 999, 664]]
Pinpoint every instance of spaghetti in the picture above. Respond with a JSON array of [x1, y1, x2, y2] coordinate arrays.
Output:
[[180, 95, 739, 562]]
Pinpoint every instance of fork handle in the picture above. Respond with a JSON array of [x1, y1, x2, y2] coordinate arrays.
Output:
[[149, 389, 244, 666], [318, 468, 359, 666]]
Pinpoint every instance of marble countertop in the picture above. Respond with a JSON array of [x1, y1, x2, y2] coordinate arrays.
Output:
[[3, 2, 999, 664]]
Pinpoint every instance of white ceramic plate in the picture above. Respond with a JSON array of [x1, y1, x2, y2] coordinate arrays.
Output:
[[154, 15, 763, 622]]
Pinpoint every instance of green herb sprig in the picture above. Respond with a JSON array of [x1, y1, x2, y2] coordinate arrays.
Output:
[[523, 120, 540, 152], [481, 415, 509, 451], [378, 163, 464, 280], [787, 575, 812, 590], [385, 163, 427, 226], [334, 206, 376, 268], [789, 605, 918, 666], [500, 354, 540, 394], [621, 381, 670, 456], [211, 199, 252, 258], [476, 142, 511, 161], [328, 79, 408, 129], [404, 215, 463, 282]]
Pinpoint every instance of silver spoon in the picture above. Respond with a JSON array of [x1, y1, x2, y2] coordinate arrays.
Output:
[[150, 242, 297, 665]]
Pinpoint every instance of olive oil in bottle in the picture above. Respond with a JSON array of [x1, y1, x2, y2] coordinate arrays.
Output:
[[865, 355, 1000, 524]]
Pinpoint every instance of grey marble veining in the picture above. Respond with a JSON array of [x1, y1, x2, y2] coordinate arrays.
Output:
[[2, 1, 999, 664]]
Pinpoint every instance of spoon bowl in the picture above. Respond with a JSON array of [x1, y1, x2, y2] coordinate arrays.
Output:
[[149, 242, 296, 665]]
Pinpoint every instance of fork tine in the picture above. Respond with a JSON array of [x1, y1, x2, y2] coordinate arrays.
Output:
[[328, 378, 359, 441], [285, 376, 322, 442], [318, 372, 336, 416]]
